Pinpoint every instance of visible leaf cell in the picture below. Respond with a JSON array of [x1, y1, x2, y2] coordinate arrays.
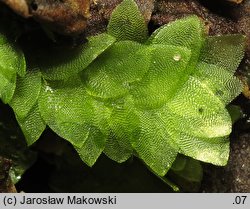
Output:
[[0, 0, 245, 178]]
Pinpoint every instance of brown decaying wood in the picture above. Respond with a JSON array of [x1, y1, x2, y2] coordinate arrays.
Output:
[[0, 0, 90, 35]]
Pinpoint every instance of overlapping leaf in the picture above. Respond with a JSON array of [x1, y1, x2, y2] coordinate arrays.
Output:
[[16, 103, 46, 146], [38, 78, 92, 147], [130, 110, 178, 176], [10, 71, 42, 118], [199, 35, 245, 73], [0, 74, 16, 104], [147, 15, 205, 73], [104, 97, 136, 162], [74, 126, 107, 166], [0, 0, 246, 178], [193, 62, 243, 104], [130, 44, 191, 109], [83, 41, 150, 99], [166, 77, 232, 138], [0, 32, 26, 103], [107, 0, 148, 42], [37, 33, 116, 80], [0, 34, 26, 77]]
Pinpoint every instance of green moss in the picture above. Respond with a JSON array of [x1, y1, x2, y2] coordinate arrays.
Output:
[[0, 0, 246, 180]]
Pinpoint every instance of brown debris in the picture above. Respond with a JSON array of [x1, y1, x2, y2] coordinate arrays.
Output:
[[0, 0, 90, 35], [238, 75, 250, 99], [226, 0, 244, 4], [85, 0, 122, 36], [0, 0, 30, 17], [135, 0, 155, 23], [151, 0, 238, 35], [236, 0, 250, 55], [0, 157, 16, 193], [1, 0, 154, 36], [229, 0, 250, 87], [31, 0, 90, 35]]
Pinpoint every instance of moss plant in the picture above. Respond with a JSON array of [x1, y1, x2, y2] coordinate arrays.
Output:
[[0, 0, 246, 180]]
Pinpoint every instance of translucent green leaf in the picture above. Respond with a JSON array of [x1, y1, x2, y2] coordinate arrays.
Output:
[[131, 44, 191, 109], [38, 79, 92, 147], [170, 155, 187, 172], [156, 176, 180, 192], [104, 98, 136, 162], [155, 106, 229, 166], [227, 105, 243, 124], [89, 99, 111, 135], [75, 126, 107, 167], [38, 33, 115, 80], [107, 0, 148, 42], [39, 99, 89, 147], [148, 16, 205, 72], [16, 103, 46, 145], [39, 77, 91, 124], [194, 62, 242, 104], [104, 135, 133, 163], [167, 77, 232, 138], [85, 67, 127, 99], [10, 71, 42, 119], [38, 75, 112, 149], [83, 41, 150, 99], [130, 111, 178, 176], [0, 74, 16, 104], [172, 157, 203, 182], [55, 122, 90, 148], [108, 98, 137, 141], [0, 32, 26, 103], [14, 12, 244, 178], [176, 132, 229, 166], [0, 34, 26, 77], [0, 73, 9, 94], [199, 34, 246, 73], [0, 65, 16, 81]]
